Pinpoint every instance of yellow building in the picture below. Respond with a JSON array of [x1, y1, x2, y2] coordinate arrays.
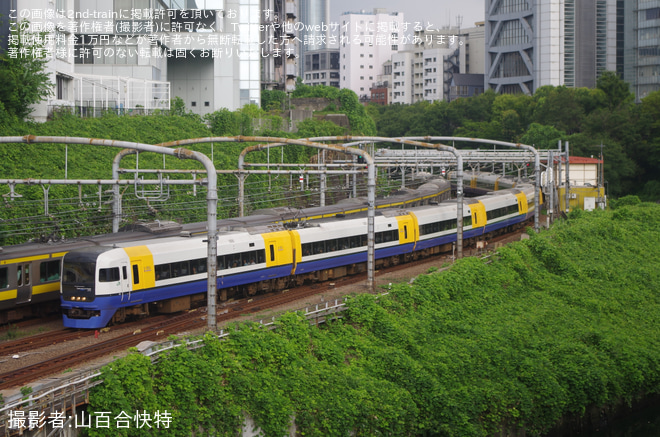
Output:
[[553, 156, 606, 212]]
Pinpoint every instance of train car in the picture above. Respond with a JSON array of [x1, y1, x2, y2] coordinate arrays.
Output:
[[60, 229, 296, 328], [60, 182, 537, 329], [2, 177, 451, 325], [0, 248, 65, 324]]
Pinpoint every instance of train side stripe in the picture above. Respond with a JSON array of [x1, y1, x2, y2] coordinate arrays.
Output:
[[32, 282, 60, 296], [1, 252, 67, 265], [0, 289, 18, 301]]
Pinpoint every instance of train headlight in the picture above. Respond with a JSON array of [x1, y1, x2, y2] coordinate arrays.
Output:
[[82, 297, 87, 301]]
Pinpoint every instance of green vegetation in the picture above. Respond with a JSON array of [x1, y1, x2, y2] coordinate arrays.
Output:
[[368, 74, 660, 200], [87, 203, 660, 436], [0, 86, 382, 244], [0, 20, 52, 120], [291, 83, 377, 135]]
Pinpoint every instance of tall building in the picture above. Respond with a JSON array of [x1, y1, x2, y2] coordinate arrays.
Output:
[[390, 25, 485, 104], [564, 0, 616, 88], [485, 0, 616, 95], [1, 0, 261, 121], [298, 0, 330, 73], [261, 0, 298, 92], [339, 8, 404, 101], [302, 48, 340, 87], [623, 1, 660, 101]]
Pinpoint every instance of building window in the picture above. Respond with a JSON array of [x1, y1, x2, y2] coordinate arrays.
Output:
[[645, 8, 660, 21]]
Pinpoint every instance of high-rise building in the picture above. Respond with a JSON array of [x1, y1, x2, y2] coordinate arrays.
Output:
[[389, 24, 485, 104], [623, 1, 660, 101], [261, 0, 298, 92], [339, 8, 404, 102], [485, 0, 617, 95], [302, 49, 340, 87], [298, 0, 330, 72]]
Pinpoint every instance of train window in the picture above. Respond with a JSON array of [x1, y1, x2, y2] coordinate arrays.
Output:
[[171, 261, 190, 277], [40, 260, 61, 283], [217, 256, 226, 270], [270, 245, 275, 262], [257, 250, 266, 264], [24, 265, 30, 285], [123, 266, 128, 280], [62, 262, 96, 284], [155, 264, 171, 280], [226, 254, 240, 268], [242, 250, 257, 266], [132, 264, 140, 285], [191, 258, 207, 274], [404, 226, 408, 239], [0, 267, 7, 289], [312, 241, 324, 255], [17, 267, 22, 287], [376, 230, 397, 244], [99, 267, 120, 282]]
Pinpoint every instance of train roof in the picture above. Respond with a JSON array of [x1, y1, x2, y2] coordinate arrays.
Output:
[[1, 176, 451, 261]]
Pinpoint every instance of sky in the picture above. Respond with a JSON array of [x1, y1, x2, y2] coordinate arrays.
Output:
[[330, 0, 485, 31]]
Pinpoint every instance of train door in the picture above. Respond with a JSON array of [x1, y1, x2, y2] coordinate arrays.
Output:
[[123, 246, 155, 291], [16, 263, 32, 304], [120, 262, 131, 295]]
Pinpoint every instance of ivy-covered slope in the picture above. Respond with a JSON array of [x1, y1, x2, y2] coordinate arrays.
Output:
[[0, 112, 316, 244], [88, 204, 660, 437]]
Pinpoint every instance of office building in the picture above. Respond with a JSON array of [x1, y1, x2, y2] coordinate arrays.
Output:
[[623, 1, 660, 101], [485, 0, 616, 95], [339, 8, 404, 102]]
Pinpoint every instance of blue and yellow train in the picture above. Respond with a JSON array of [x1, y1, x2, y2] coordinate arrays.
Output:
[[0, 178, 451, 324], [60, 181, 536, 329]]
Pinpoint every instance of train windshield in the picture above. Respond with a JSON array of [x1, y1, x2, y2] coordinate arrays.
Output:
[[62, 261, 96, 285]]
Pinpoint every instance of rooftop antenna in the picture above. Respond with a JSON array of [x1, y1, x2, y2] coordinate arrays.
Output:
[[456, 14, 463, 35]]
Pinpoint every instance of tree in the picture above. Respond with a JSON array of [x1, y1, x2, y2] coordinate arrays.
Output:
[[519, 123, 565, 150], [0, 20, 52, 120], [597, 71, 634, 109], [261, 89, 286, 111]]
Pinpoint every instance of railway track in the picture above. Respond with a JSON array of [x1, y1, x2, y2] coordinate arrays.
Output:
[[0, 226, 527, 390]]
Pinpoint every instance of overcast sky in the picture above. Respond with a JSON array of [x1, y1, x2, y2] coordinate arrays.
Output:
[[330, 0, 485, 30]]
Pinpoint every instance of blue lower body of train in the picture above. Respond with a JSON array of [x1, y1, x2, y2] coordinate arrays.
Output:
[[62, 214, 530, 329]]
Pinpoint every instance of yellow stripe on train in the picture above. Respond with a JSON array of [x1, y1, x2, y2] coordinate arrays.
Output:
[[32, 282, 60, 296], [0, 252, 67, 265], [0, 289, 18, 302]]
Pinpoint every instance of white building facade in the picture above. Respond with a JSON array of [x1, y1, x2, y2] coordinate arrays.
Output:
[[2, 0, 263, 121], [389, 25, 484, 104], [339, 8, 404, 102]]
